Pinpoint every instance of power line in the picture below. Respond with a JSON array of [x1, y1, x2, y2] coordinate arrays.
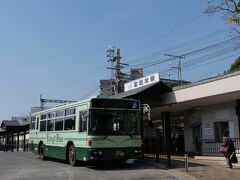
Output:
[[127, 28, 229, 65], [164, 53, 185, 83], [160, 49, 240, 79], [132, 36, 240, 69], [125, 14, 203, 56], [78, 87, 100, 100]]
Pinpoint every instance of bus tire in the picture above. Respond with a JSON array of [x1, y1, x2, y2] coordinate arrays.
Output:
[[68, 144, 76, 166], [39, 144, 45, 160]]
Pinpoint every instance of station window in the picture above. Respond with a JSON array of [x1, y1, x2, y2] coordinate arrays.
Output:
[[214, 121, 229, 141], [40, 120, 46, 131]]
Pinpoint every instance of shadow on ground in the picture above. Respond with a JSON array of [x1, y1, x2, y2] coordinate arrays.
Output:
[[44, 157, 156, 171], [143, 157, 208, 169]]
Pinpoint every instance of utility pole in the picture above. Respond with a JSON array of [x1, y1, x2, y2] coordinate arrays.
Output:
[[164, 53, 185, 84], [107, 47, 128, 95]]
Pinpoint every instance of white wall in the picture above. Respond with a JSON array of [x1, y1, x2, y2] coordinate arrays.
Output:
[[161, 74, 240, 105], [201, 101, 239, 139], [183, 101, 239, 154], [184, 113, 194, 152]]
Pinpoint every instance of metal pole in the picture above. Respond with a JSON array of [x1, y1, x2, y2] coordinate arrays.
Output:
[[167, 139, 171, 167], [184, 154, 188, 172]]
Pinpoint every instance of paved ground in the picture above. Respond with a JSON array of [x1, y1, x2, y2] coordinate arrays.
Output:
[[0, 152, 190, 180], [144, 156, 240, 180]]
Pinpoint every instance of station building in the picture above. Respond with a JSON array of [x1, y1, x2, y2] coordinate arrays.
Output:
[[113, 71, 240, 156], [0, 117, 30, 151]]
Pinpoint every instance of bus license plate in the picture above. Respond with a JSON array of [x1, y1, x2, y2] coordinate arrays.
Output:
[[116, 151, 124, 157]]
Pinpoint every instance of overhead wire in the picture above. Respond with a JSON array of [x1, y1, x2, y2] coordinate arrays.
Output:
[[131, 36, 240, 69], [126, 28, 229, 65], [125, 14, 203, 56]]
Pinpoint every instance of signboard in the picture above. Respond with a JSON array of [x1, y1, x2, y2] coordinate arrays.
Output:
[[124, 72, 160, 92], [203, 124, 213, 135]]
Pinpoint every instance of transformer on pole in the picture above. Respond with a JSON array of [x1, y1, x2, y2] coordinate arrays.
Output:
[[107, 47, 129, 95]]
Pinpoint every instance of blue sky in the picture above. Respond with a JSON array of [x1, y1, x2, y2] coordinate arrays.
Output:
[[0, 0, 239, 119]]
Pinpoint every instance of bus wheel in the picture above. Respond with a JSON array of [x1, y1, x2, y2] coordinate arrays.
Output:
[[39, 144, 45, 160], [68, 145, 76, 166]]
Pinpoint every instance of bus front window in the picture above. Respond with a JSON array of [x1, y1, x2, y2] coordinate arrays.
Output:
[[89, 110, 140, 136]]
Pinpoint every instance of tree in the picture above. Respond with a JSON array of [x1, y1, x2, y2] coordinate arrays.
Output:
[[225, 56, 240, 73], [205, 0, 240, 26]]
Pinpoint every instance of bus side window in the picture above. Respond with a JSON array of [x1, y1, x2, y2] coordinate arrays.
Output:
[[31, 117, 36, 130], [79, 111, 88, 132], [36, 117, 39, 130]]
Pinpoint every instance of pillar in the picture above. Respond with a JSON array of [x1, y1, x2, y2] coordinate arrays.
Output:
[[23, 131, 26, 152], [6, 132, 9, 152], [17, 132, 19, 151], [162, 112, 171, 167], [11, 132, 14, 152], [236, 100, 240, 138]]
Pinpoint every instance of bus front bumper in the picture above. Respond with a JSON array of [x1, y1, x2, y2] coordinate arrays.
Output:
[[87, 147, 142, 161]]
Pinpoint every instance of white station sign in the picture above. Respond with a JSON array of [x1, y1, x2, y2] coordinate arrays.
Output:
[[124, 72, 160, 92]]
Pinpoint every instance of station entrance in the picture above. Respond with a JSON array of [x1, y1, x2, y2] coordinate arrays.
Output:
[[113, 80, 183, 166]]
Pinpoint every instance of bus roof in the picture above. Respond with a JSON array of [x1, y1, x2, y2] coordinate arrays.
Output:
[[31, 97, 93, 116], [31, 97, 139, 116]]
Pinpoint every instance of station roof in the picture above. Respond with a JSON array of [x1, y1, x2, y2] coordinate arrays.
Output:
[[112, 79, 183, 107], [173, 71, 240, 91], [153, 70, 240, 113], [0, 120, 20, 127], [0, 120, 30, 134]]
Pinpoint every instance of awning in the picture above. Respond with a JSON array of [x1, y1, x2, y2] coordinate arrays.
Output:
[[112, 81, 174, 107]]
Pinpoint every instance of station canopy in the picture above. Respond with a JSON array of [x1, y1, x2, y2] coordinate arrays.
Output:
[[112, 79, 181, 108]]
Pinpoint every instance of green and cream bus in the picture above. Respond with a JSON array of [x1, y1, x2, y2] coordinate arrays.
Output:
[[29, 98, 142, 166]]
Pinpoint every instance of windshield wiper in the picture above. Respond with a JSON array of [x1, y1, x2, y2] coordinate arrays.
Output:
[[118, 130, 133, 139], [103, 130, 113, 139]]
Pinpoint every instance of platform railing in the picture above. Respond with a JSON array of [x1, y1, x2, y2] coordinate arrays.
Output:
[[202, 138, 240, 154]]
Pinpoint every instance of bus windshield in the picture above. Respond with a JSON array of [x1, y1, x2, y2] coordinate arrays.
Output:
[[89, 110, 140, 136]]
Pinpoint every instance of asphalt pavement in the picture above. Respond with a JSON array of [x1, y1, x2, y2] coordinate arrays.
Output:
[[0, 151, 191, 180]]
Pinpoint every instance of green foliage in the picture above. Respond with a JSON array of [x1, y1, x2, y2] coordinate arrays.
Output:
[[227, 56, 240, 73], [205, 0, 240, 26]]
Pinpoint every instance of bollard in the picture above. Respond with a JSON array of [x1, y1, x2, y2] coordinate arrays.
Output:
[[184, 154, 188, 172]]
